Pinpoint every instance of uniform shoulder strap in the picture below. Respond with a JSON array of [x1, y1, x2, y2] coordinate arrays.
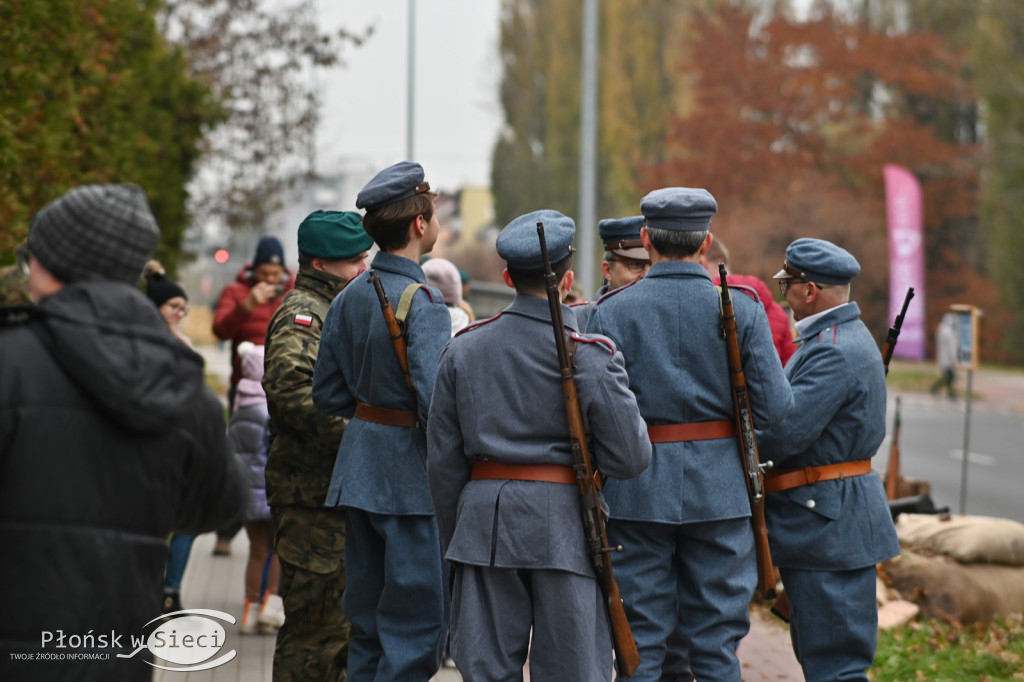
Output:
[[395, 283, 425, 326]]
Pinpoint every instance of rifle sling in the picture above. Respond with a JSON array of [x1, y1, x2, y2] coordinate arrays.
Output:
[[395, 283, 424, 326], [763, 459, 872, 494], [647, 420, 735, 443]]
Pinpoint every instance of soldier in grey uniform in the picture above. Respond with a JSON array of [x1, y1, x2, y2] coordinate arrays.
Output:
[[586, 188, 793, 682], [570, 215, 650, 331], [427, 209, 651, 682], [758, 238, 900, 682], [264, 210, 373, 681], [597, 215, 651, 295], [312, 161, 451, 681]]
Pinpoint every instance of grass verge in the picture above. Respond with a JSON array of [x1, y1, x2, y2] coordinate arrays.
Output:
[[871, 614, 1024, 681]]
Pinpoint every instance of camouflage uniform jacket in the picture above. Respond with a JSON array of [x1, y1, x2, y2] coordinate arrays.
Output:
[[264, 266, 348, 507], [0, 265, 31, 307]]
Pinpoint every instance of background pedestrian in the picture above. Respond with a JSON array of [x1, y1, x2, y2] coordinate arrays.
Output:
[[144, 260, 198, 615], [423, 256, 471, 335], [701, 237, 795, 365], [930, 312, 957, 398], [212, 234, 294, 556], [230, 342, 284, 635]]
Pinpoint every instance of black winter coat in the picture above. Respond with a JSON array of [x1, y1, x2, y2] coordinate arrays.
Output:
[[0, 281, 249, 681]]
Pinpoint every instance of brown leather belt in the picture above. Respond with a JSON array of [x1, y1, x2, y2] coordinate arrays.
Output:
[[763, 459, 873, 494], [470, 461, 583, 487], [355, 401, 420, 428], [647, 420, 735, 443]]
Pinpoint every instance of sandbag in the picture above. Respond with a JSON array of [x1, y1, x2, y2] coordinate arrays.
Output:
[[880, 550, 1024, 623], [877, 600, 920, 629], [895, 513, 1024, 565]]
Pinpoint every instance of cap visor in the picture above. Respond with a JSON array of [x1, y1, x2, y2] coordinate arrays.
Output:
[[613, 247, 650, 260]]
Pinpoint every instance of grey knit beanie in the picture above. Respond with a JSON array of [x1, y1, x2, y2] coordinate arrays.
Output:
[[27, 184, 161, 284]]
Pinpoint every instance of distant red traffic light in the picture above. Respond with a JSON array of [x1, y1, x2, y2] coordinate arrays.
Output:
[[214, 249, 230, 264]]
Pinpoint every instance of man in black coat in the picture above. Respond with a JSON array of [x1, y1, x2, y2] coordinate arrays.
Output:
[[0, 184, 249, 681]]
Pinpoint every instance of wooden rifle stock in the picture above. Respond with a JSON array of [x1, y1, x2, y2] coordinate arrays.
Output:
[[881, 288, 915, 375], [537, 223, 640, 678], [368, 269, 414, 390], [718, 265, 777, 601], [885, 397, 902, 500]]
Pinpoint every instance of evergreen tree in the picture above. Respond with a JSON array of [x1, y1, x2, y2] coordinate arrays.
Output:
[[0, 0, 219, 271]]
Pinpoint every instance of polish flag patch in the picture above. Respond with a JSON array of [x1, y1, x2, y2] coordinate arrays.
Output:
[[294, 314, 313, 327]]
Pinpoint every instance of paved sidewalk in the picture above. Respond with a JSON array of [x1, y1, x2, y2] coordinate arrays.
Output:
[[966, 366, 1024, 413], [152, 532, 274, 682], [887, 359, 1024, 414]]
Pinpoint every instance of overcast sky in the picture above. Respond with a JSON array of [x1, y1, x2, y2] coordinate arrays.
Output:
[[314, 0, 504, 193]]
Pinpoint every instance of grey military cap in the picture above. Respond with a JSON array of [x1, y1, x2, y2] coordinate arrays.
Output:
[[640, 187, 717, 232], [497, 209, 575, 270], [774, 238, 861, 285], [355, 161, 431, 211], [598, 216, 648, 260]]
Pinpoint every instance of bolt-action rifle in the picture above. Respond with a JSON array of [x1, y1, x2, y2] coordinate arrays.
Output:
[[882, 289, 914, 497], [537, 223, 640, 678], [718, 264, 777, 601], [882, 288, 915, 375], [368, 270, 414, 390]]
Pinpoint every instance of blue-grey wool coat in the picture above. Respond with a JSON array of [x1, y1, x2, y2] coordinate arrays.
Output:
[[756, 302, 900, 569], [586, 261, 793, 524], [312, 251, 451, 515], [427, 295, 651, 575]]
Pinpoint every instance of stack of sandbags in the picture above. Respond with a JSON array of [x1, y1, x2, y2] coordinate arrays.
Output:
[[888, 476, 932, 500], [879, 513, 1024, 623], [876, 574, 919, 629], [895, 513, 1024, 564]]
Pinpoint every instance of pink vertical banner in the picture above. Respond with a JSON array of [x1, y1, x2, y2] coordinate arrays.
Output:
[[883, 164, 926, 359]]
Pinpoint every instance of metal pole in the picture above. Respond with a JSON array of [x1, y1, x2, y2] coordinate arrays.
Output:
[[406, 0, 416, 160], [577, 0, 598, 298], [958, 368, 974, 514], [310, 0, 320, 175]]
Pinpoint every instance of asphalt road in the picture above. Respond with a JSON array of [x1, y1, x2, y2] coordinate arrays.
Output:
[[874, 391, 1024, 524]]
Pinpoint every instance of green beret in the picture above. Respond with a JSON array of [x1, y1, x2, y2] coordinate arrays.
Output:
[[298, 210, 373, 260]]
